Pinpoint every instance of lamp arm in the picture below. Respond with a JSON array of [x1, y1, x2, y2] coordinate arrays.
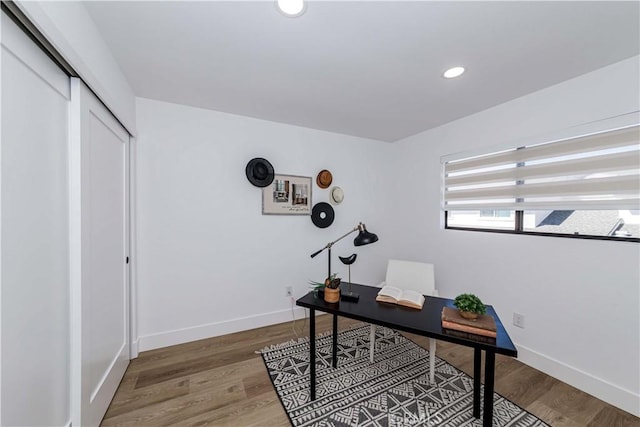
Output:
[[327, 226, 359, 248], [309, 225, 359, 259], [310, 248, 325, 258]]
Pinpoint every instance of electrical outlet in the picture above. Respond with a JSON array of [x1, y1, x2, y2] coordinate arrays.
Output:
[[513, 312, 525, 329], [285, 286, 293, 297]]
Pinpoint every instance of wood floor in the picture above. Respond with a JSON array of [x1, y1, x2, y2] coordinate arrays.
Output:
[[101, 316, 639, 426]]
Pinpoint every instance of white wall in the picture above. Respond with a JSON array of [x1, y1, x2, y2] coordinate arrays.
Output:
[[392, 56, 640, 416], [135, 98, 396, 351]]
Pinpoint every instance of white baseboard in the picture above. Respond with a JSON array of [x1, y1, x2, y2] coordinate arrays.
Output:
[[129, 339, 139, 359], [138, 306, 308, 352], [517, 343, 639, 417]]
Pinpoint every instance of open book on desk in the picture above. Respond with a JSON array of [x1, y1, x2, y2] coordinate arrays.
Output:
[[375, 285, 424, 309]]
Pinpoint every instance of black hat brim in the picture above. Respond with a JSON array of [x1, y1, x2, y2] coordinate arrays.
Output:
[[245, 158, 275, 187]]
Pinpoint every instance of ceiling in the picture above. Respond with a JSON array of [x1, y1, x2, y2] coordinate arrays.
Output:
[[84, 1, 639, 142]]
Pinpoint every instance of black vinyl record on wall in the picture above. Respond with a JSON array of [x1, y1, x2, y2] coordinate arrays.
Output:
[[311, 202, 335, 228]]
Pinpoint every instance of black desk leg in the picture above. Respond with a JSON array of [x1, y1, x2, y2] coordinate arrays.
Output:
[[483, 351, 496, 427], [332, 314, 338, 368], [473, 348, 481, 418], [310, 309, 316, 401]]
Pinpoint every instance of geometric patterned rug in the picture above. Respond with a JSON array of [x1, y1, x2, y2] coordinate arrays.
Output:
[[259, 324, 549, 426]]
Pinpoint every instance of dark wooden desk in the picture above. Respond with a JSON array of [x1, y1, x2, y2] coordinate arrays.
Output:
[[296, 282, 518, 427]]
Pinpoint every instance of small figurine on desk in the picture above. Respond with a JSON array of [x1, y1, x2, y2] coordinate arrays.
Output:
[[339, 254, 359, 302]]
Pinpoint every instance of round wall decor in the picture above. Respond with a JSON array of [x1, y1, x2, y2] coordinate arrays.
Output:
[[330, 186, 344, 205], [311, 202, 335, 228], [316, 169, 333, 189], [245, 157, 275, 187]]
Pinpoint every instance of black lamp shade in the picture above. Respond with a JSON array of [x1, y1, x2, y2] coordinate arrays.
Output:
[[354, 229, 378, 246]]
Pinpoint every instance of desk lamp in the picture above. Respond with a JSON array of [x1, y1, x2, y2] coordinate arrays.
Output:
[[310, 222, 378, 302]]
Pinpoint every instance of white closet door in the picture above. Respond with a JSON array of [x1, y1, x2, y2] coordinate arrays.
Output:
[[1, 11, 71, 426], [70, 78, 130, 426]]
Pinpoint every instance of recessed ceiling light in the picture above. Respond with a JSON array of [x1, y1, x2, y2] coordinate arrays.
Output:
[[443, 66, 465, 79], [276, 0, 306, 17]]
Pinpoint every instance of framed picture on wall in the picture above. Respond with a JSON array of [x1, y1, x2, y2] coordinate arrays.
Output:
[[262, 174, 312, 215]]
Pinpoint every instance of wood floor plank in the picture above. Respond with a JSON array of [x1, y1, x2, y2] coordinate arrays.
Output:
[[589, 404, 640, 427], [173, 393, 289, 427], [525, 401, 586, 427], [535, 380, 605, 425], [102, 380, 246, 426], [187, 359, 266, 394], [104, 377, 190, 419], [101, 316, 639, 426], [496, 364, 556, 407], [242, 370, 276, 400], [134, 348, 255, 389]]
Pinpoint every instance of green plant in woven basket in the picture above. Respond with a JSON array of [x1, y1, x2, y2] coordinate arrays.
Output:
[[453, 293, 487, 315], [309, 274, 341, 290]]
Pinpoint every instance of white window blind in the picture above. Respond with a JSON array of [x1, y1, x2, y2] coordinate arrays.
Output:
[[443, 116, 640, 211]]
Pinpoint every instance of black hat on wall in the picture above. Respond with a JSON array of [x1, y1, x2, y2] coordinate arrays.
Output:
[[245, 157, 275, 187]]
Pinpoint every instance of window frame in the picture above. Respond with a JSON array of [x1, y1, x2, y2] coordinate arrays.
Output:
[[444, 210, 640, 242]]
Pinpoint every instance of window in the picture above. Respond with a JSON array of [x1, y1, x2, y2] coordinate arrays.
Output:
[[442, 113, 640, 242], [447, 210, 516, 230]]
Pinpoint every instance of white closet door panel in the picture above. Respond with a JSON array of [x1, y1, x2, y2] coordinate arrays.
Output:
[[1, 12, 70, 427], [1, 13, 68, 97], [86, 112, 127, 395], [71, 78, 129, 427]]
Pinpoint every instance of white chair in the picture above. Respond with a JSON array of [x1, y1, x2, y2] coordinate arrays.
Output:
[[370, 259, 438, 384]]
